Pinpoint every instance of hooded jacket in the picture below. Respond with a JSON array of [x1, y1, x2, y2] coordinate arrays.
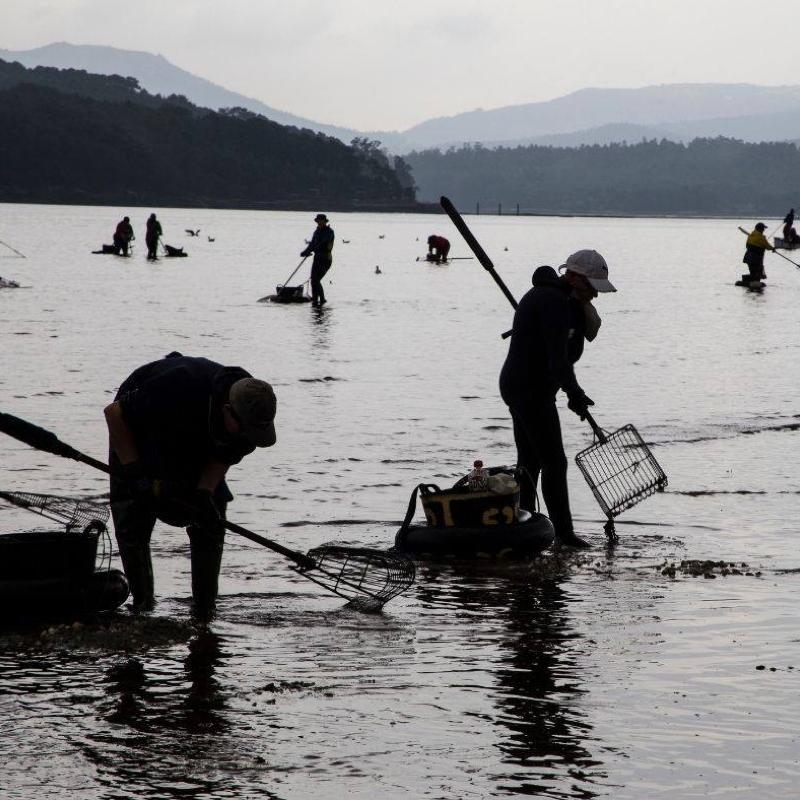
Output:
[[499, 266, 586, 404]]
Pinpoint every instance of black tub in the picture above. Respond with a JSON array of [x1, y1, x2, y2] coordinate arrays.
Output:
[[395, 510, 554, 560], [0, 569, 129, 622], [0, 529, 99, 580]]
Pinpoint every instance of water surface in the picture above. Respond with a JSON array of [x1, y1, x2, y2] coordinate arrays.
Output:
[[0, 204, 798, 798]]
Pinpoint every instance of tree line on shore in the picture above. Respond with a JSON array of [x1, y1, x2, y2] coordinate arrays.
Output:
[[405, 138, 800, 216], [0, 59, 417, 210]]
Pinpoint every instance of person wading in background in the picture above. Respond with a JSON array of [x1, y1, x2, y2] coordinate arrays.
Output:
[[427, 234, 451, 264], [781, 208, 799, 246], [104, 352, 277, 617], [743, 222, 775, 284], [301, 213, 335, 307], [145, 213, 163, 260], [499, 250, 616, 549], [113, 216, 134, 256]]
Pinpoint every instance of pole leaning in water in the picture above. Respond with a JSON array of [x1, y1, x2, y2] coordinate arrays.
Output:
[[0, 412, 415, 611], [440, 196, 519, 309]]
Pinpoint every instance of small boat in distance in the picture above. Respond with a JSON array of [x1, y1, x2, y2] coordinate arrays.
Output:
[[774, 237, 800, 251]]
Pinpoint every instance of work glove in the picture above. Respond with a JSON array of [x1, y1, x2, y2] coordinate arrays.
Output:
[[191, 489, 223, 535], [567, 392, 594, 421], [120, 461, 156, 505]]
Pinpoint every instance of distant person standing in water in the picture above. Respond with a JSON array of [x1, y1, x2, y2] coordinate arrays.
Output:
[[782, 208, 795, 238], [743, 222, 775, 283], [782, 208, 799, 246], [427, 234, 450, 264], [113, 216, 134, 256], [301, 213, 335, 307], [145, 213, 162, 260]]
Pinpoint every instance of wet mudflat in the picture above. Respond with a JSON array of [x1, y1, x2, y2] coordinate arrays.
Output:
[[0, 203, 798, 798]]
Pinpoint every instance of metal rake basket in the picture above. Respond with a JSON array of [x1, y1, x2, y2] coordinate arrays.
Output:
[[575, 415, 667, 541], [298, 544, 416, 612], [0, 490, 109, 531]]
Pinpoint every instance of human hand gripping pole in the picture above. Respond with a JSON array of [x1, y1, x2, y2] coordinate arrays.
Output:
[[0, 412, 415, 611], [439, 196, 668, 541]]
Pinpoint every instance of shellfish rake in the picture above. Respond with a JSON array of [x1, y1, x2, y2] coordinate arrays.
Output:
[[0, 489, 109, 532], [0, 412, 415, 611], [575, 413, 668, 542]]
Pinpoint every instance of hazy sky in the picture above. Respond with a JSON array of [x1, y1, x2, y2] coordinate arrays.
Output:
[[4, 0, 797, 130]]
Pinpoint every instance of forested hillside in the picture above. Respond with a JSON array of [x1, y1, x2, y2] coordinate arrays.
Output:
[[0, 59, 417, 210], [406, 138, 800, 216]]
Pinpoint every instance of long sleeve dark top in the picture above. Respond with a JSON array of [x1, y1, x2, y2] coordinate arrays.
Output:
[[302, 226, 335, 265], [114, 354, 254, 489], [499, 269, 585, 405]]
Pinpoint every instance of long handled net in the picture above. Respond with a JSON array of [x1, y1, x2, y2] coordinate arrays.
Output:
[[575, 422, 667, 538], [296, 545, 416, 612], [0, 490, 109, 531]]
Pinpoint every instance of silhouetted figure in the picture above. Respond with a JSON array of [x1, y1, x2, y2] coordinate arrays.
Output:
[[301, 213, 335, 307], [145, 213, 162, 260], [743, 222, 775, 282], [113, 216, 134, 256], [105, 352, 277, 616], [427, 234, 450, 264], [782, 209, 799, 245], [499, 251, 616, 549]]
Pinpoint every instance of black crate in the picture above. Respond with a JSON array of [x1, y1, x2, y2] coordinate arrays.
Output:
[[0, 530, 99, 580]]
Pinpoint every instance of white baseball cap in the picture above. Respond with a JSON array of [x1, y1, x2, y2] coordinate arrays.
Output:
[[561, 249, 616, 293]]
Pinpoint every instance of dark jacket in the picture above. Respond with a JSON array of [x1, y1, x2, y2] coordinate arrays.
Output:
[[302, 226, 335, 265], [499, 266, 585, 404], [114, 353, 254, 490]]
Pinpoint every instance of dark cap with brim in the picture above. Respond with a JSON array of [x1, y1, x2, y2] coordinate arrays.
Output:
[[229, 378, 277, 447]]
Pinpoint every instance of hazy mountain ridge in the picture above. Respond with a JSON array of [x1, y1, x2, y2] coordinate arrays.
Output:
[[0, 42, 362, 143], [5, 43, 800, 153], [398, 84, 800, 150]]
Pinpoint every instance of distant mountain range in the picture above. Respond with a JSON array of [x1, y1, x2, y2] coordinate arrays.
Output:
[[3, 42, 800, 153], [0, 42, 362, 143]]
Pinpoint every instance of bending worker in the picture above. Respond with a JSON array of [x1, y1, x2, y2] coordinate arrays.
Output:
[[104, 352, 277, 615], [743, 222, 775, 284], [301, 213, 335, 307], [499, 250, 616, 549], [427, 234, 450, 264], [113, 216, 134, 256]]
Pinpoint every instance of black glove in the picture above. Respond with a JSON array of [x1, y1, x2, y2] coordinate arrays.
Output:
[[300, 249, 310, 258], [191, 489, 222, 533], [567, 393, 594, 420], [120, 461, 155, 504]]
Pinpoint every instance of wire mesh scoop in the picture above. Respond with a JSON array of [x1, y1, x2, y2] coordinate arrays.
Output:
[[298, 544, 416, 612], [574, 412, 667, 541], [0, 489, 109, 532]]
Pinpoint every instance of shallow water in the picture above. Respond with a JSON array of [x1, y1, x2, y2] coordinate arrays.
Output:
[[0, 203, 798, 798]]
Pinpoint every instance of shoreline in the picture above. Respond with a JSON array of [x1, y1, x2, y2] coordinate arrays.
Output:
[[0, 197, 777, 221]]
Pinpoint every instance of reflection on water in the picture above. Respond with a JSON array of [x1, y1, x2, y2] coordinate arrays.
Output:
[[87, 630, 233, 799], [1, 205, 799, 798], [415, 560, 601, 797]]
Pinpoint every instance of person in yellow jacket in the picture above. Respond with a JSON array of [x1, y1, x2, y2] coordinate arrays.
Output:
[[743, 222, 775, 284]]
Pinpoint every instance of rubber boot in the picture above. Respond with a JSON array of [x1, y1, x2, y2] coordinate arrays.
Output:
[[117, 542, 155, 609], [554, 530, 591, 549], [188, 525, 224, 619]]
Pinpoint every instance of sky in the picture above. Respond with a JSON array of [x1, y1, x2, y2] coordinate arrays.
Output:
[[3, 0, 798, 131]]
